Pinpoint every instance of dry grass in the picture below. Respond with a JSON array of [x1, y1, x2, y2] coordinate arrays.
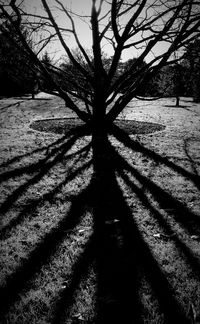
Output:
[[0, 94, 200, 323]]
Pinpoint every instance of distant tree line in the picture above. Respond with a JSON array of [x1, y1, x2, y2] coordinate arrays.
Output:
[[0, 23, 199, 102], [145, 39, 200, 103], [0, 22, 34, 96], [58, 42, 200, 104]]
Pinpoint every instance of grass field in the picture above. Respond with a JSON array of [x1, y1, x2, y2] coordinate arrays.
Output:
[[0, 93, 200, 323]]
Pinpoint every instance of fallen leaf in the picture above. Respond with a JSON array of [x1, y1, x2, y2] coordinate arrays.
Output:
[[105, 219, 120, 225], [153, 233, 161, 238], [78, 229, 85, 233], [61, 285, 66, 289], [78, 227, 90, 233], [191, 235, 200, 240], [73, 313, 84, 320]]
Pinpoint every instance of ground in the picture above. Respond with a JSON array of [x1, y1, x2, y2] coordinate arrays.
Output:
[[0, 93, 200, 323]]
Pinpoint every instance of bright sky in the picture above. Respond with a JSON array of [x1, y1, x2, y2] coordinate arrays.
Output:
[[24, 0, 169, 63]]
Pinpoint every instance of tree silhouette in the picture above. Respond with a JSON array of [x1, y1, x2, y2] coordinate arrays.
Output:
[[0, 0, 200, 127], [0, 1, 200, 322]]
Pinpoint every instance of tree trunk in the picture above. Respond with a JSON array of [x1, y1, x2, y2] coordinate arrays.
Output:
[[91, 105, 116, 231], [91, 122, 109, 225], [175, 96, 180, 107]]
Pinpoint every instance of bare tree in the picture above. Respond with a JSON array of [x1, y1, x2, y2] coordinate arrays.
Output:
[[0, 0, 200, 160], [1, 4, 200, 321]]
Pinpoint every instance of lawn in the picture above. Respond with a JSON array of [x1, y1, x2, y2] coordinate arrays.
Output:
[[0, 93, 200, 323]]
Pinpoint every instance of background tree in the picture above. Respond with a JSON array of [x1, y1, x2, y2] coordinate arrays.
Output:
[[119, 58, 147, 96], [172, 63, 186, 106], [0, 22, 35, 96], [152, 63, 186, 106], [183, 39, 200, 102], [58, 48, 93, 104], [38, 51, 54, 94]]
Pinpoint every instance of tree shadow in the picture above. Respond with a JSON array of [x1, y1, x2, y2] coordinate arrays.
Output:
[[28, 98, 53, 101], [0, 126, 92, 238], [0, 132, 74, 169], [0, 125, 92, 317], [183, 138, 200, 177], [181, 99, 195, 104], [51, 127, 200, 324], [0, 126, 90, 216], [0, 123, 200, 323], [164, 104, 188, 108]]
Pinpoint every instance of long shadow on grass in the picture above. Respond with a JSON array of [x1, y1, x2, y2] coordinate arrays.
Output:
[[0, 126, 93, 318], [0, 124, 200, 323], [52, 128, 200, 324], [0, 131, 77, 169], [0, 125, 89, 182], [0, 125, 91, 218]]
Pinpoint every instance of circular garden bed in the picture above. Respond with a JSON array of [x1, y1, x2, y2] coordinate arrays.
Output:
[[30, 117, 165, 135]]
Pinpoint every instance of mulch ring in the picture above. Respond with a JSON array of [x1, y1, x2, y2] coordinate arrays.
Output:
[[30, 117, 165, 135]]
